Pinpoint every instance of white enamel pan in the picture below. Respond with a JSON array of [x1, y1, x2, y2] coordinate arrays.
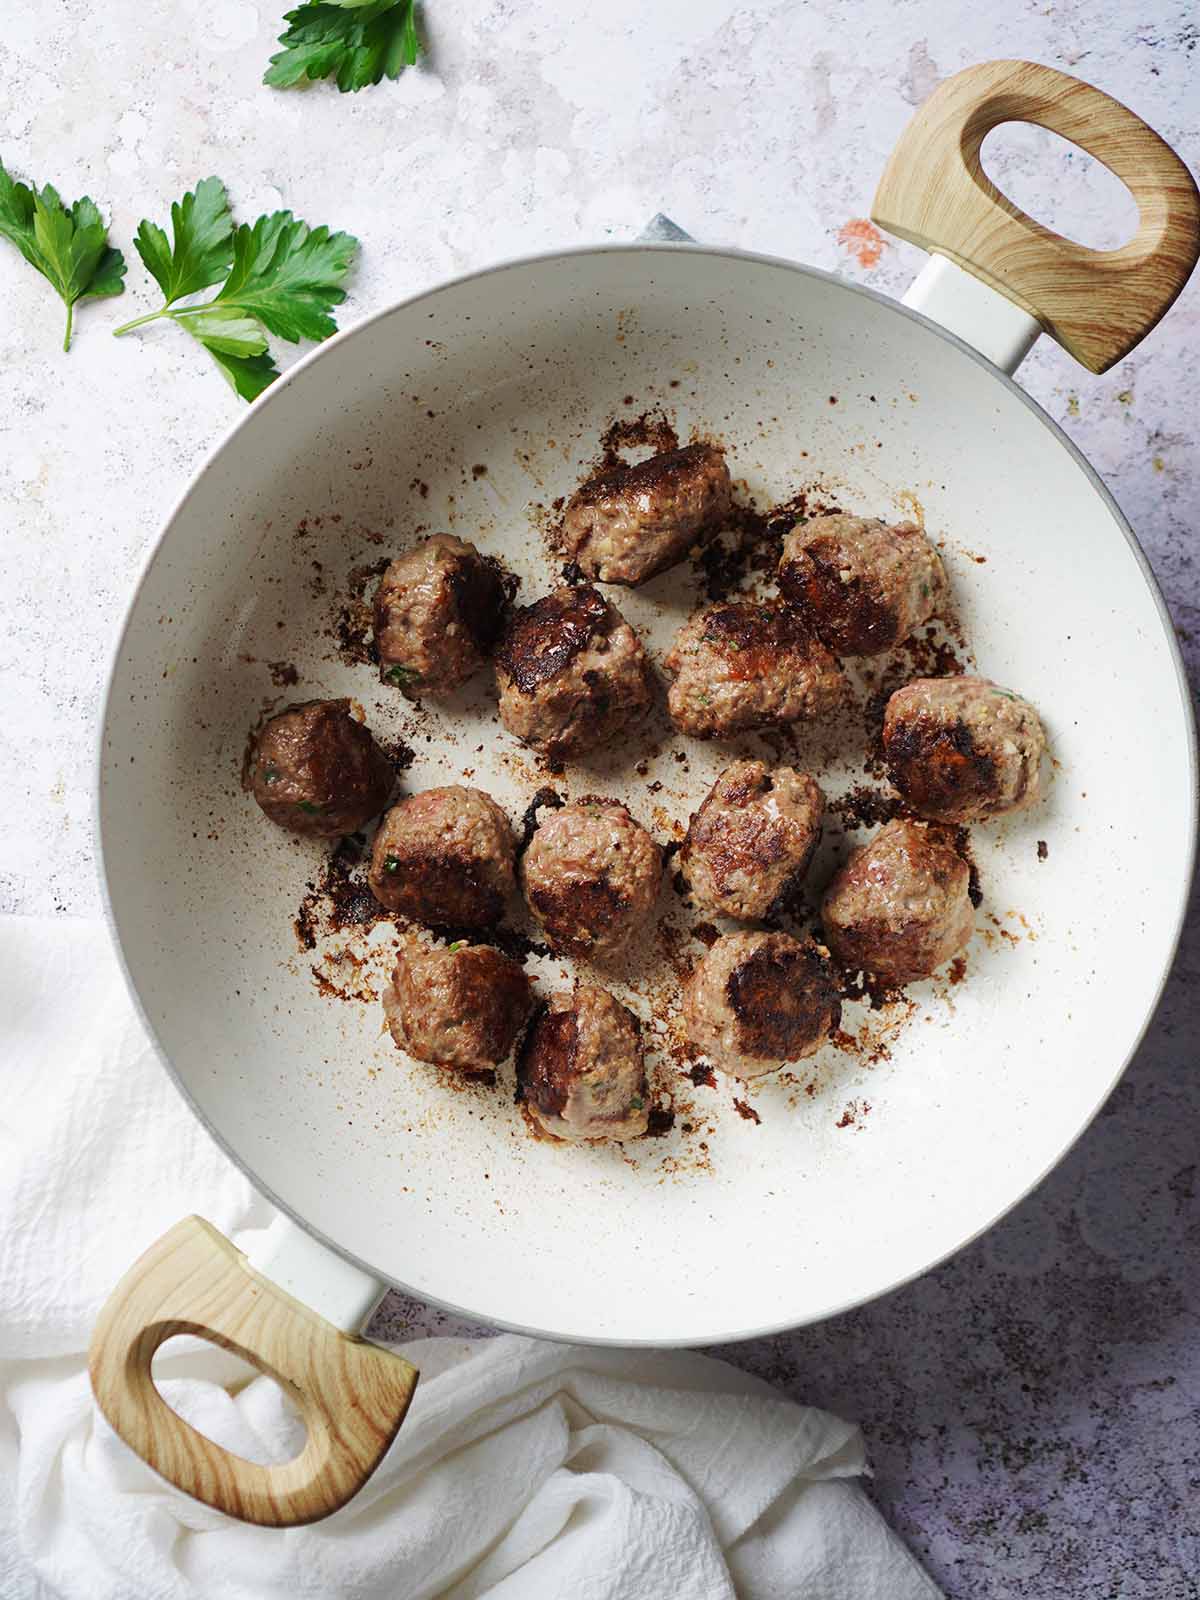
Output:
[[90, 60, 1200, 1525]]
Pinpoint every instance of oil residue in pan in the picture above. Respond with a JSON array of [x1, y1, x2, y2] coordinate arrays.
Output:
[[254, 398, 1041, 1180]]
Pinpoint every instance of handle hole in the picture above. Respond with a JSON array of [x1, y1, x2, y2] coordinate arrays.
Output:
[[151, 1336, 308, 1466], [980, 122, 1139, 250]]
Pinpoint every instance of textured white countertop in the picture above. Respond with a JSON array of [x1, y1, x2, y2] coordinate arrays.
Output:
[[3, 2, 1198, 1592]]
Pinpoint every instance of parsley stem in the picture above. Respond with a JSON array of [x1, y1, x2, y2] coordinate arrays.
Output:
[[62, 301, 73, 352], [113, 298, 229, 338], [111, 306, 175, 337]]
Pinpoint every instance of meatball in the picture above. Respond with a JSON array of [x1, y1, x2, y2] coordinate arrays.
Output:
[[382, 937, 533, 1072], [882, 676, 1047, 823], [821, 818, 974, 983], [248, 699, 392, 838], [373, 534, 508, 696], [682, 931, 841, 1080], [559, 442, 733, 586], [665, 601, 845, 739], [681, 761, 824, 921], [495, 585, 654, 761], [778, 514, 946, 657], [368, 786, 516, 927], [517, 985, 649, 1142], [522, 798, 662, 957]]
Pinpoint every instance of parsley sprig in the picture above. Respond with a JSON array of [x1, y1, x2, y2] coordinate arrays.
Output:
[[266, 0, 420, 93], [113, 177, 358, 401], [0, 158, 125, 350]]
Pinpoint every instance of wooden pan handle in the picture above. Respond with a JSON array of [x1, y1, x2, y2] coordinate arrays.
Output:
[[88, 1216, 418, 1526], [871, 59, 1200, 372]]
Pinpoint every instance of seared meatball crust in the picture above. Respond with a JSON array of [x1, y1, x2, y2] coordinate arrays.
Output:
[[368, 785, 516, 928], [681, 760, 824, 921], [665, 601, 845, 739], [682, 931, 841, 1080], [522, 798, 663, 957], [383, 939, 533, 1072], [778, 514, 946, 657], [495, 585, 653, 761], [248, 699, 393, 838], [883, 676, 1047, 823], [560, 442, 733, 586], [517, 985, 649, 1142], [373, 533, 508, 696], [821, 818, 974, 983]]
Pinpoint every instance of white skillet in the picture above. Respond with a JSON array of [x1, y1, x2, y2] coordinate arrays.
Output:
[[88, 61, 1200, 1525]]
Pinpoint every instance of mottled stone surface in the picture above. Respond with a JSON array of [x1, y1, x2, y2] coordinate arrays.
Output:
[[3, 2, 1198, 1593]]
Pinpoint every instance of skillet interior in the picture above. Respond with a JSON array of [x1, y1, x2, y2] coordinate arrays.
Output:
[[99, 246, 1195, 1343]]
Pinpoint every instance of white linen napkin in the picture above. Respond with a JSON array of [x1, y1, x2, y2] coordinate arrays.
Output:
[[0, 916, 940, 1600]]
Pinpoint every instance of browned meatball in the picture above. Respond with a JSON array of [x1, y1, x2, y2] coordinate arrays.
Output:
[[778, 514, 946, 656], [821, 818, 974, 982], [882, 677, 1047, 823], [247, 699, 392, 838], [559, 443, 732, 586], [681, 761, 823, 921], [495, 586, 654, 761], [373, 534, 508, 696], [517, 985, 649, 1141], [665, 601, 845, 739], [382, 937, 533, 1072], [522, 798, 662, 956], [368, 786, 516, 927], [681, 931, 840, 1080]]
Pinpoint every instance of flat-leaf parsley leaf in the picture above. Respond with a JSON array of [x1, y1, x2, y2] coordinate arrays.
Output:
[[0, 158, 125, 350], [134, 175, 234, 305], [214, 211, 358, 343], [265, 0, 420, 93], [114, 178, 357, 402]]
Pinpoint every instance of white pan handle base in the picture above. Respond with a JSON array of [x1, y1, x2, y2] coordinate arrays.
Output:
[[902, 256, 1041, 376], [245, 1212, 388, 1334]]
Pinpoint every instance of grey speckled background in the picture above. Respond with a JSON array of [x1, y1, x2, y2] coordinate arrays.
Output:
[[4, 2, 1199, 1594]]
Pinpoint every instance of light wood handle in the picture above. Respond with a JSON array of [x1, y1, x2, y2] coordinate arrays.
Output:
[[872, 59, 1200, 372], [88, 1216, 418, 1526]]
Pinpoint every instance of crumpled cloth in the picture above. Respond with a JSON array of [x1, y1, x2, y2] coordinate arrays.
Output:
[[0, 917, 940, 1599]]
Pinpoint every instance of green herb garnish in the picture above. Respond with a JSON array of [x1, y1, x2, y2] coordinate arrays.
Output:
[[629, 1095, 644, 1110], [448, 940, 466, 952], [298, 800, 322, 815], [383, 855, 401, 872], [265, 0, 421, 94], [0, 159, 125, 350], [385, 663, 421, 687], [263, 765, 281, 784], [113, 178, 357, 401]]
